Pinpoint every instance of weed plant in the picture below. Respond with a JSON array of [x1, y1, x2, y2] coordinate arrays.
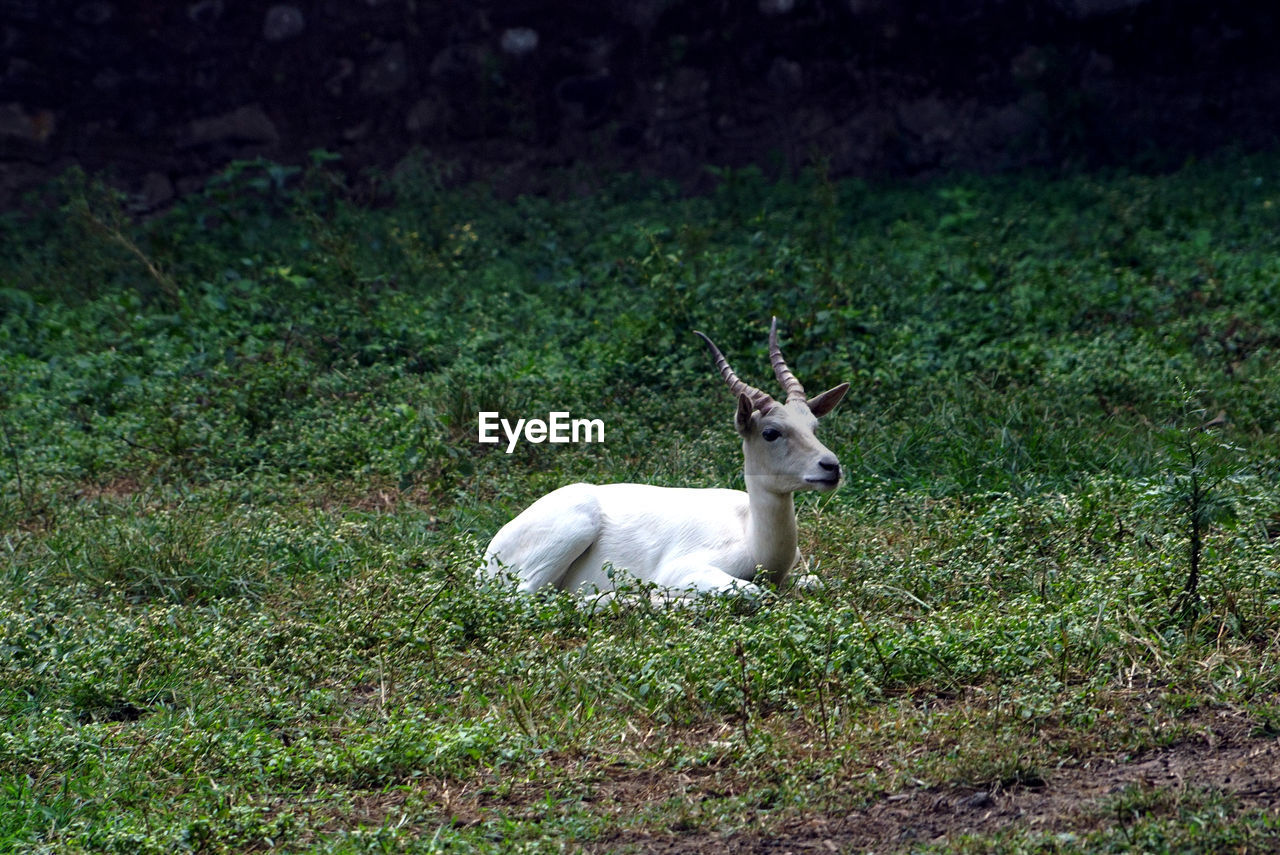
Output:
[[1, 152, 1280, 852]]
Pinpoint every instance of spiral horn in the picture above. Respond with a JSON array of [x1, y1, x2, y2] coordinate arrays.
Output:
[[768, 316, 807, 404], [694, 329, 776, 413]]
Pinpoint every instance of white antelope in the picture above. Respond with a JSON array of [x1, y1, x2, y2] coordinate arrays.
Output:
[[480, 317, 850, 600]]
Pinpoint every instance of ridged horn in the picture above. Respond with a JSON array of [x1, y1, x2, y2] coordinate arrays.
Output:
[[694, 329, 775, 413], [768, 316, 807, 403]]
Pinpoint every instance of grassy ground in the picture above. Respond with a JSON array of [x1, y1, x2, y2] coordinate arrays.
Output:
[[2, 153, 1280, 852]]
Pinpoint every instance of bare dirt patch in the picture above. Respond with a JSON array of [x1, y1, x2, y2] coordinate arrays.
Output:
[[73, 476, 145, 502], [591, 719, 1280, 853], [312, 482, 446, 518], [272, 696, 1280, 851]]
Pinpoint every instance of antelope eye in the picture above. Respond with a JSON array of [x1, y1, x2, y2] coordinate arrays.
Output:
[[761, 428, 782, 442]]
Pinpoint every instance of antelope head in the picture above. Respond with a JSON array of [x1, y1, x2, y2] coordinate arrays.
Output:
[[695, 317, 850, 496]]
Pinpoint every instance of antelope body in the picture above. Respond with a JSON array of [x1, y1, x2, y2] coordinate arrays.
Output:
[[480, 318, 849, 599]]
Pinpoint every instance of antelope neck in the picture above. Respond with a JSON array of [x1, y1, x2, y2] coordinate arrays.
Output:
[[744, 481, 798, 586]]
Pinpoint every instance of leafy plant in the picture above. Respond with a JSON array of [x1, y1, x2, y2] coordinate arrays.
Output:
[[1145, 389, 1247, 619]]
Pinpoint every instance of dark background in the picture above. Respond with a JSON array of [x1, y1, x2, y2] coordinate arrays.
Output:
[[2, 0, 1278, 208]]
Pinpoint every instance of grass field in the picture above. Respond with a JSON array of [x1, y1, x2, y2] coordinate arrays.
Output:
[[2, 152, 1280, 852]]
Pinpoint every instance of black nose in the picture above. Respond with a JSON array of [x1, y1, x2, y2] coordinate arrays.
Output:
[[819, 457, 840, 474]]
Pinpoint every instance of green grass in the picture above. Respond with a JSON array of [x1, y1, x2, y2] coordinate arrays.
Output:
[[2, 152, 1280, 852]]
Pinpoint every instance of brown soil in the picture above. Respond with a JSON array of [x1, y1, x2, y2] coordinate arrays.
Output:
[[302, 700, 1280, 851], [586, 719, 1280, 852]]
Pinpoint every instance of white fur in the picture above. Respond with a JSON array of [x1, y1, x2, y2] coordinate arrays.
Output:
[[479, 324, 848, 600]]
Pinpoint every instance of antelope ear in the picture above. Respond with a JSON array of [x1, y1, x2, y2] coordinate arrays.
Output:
[[807, 382, 850, 418], [735, 394, 755, 435]]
